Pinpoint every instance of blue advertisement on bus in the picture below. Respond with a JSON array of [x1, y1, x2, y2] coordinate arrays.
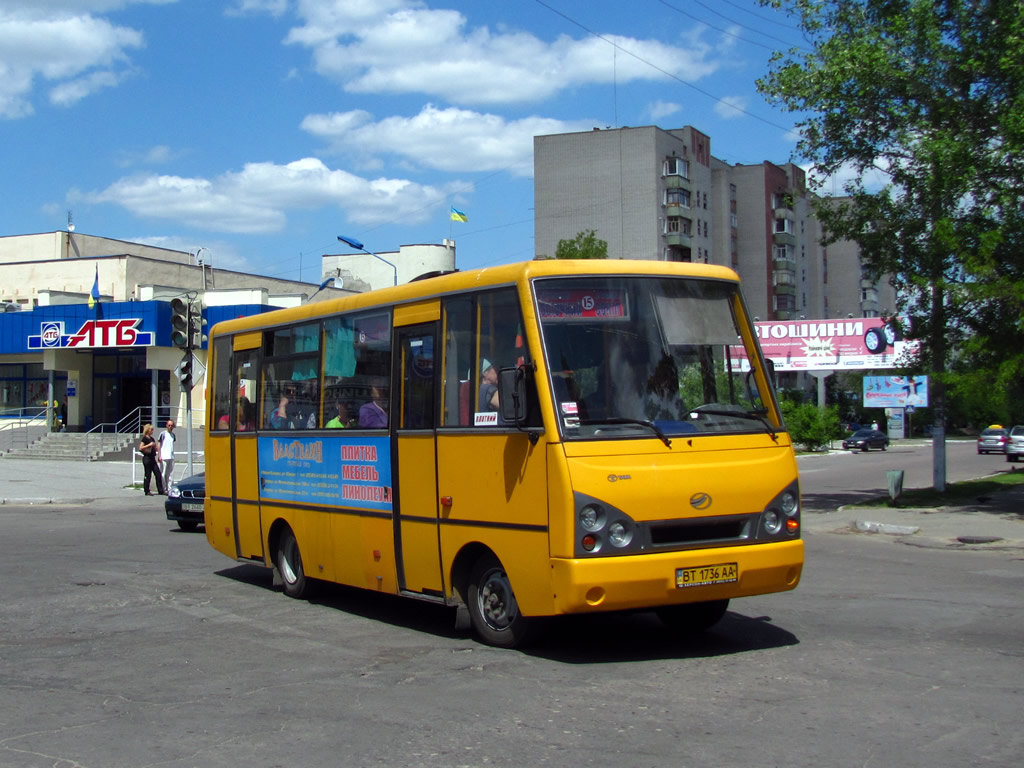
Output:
[[257, 434, 393, 512]]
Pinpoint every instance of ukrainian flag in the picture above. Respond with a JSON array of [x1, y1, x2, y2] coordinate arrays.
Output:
[[450, 206, 468, 223], [88, 266, 100, 309]]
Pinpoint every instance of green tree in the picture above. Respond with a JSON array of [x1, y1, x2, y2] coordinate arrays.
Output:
[[757, 0, 1024, 488], [781, 401, 842, 451], [555, 230, 608, 260]]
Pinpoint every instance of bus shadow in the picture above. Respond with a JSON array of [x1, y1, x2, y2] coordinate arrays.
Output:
[[215, 565, 798, 660], [526, 611, 799, 663]]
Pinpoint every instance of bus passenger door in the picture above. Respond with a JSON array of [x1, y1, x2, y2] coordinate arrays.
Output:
[[393, 319, 443, 595], [231, 345, 264, 561]]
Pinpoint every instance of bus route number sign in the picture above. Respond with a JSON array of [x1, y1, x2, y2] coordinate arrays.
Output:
[[676, 562, 738, 588]]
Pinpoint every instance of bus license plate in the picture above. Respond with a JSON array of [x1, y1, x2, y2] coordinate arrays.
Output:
[[182, 503, 204, 512], [676, 563, 738, 588]]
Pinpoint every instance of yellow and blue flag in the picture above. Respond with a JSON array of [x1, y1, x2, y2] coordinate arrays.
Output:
[[450, 206, 468, 223], [88, 265, 100, 309]]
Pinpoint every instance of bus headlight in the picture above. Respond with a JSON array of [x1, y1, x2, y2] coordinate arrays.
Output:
[[608, 521, 633, 548], [760, 482, 800, 539], [781, 491, 798, 517], [574, 492, 640, 557], [579, 504, 603, 532], [763, 509, 782, 535]]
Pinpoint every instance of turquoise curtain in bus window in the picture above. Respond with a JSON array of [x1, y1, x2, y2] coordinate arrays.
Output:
[[290, 323, 321, 381], [324, 318, 357, 378]]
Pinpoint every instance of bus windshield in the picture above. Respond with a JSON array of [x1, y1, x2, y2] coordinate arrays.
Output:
[[535, 276, 774, 441]]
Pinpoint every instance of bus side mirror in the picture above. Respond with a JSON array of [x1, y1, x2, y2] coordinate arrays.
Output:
[[499, 367, 524, 424], [499, 365, 540, 445]]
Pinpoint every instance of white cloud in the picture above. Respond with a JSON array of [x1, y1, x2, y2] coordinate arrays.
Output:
[[648, 100, 681, 122], [226, 0, 288, 18], [84, 157, 468, 233], [49, 68, 125, 106], [0, 9, 145, 118], [282, 1, 719, 105], [301, 104, 594, 176], [114, 144, 184, 167], [713, 95, 747, 120]]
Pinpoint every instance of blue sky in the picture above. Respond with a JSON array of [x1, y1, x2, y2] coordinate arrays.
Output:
[[1, 0, 813, 284]]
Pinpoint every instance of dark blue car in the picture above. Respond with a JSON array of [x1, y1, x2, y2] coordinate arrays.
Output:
[[165, 472, 205, 531]]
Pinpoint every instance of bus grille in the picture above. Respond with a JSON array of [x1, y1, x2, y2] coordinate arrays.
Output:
[[647, 514, 755, 549]]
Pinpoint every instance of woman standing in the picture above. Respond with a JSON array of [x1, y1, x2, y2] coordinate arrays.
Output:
[[139, 424, 164, 496]]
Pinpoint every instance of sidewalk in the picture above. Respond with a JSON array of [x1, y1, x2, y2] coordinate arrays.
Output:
[[803, 482, 1024, 552], [0, 457, 203, 504]]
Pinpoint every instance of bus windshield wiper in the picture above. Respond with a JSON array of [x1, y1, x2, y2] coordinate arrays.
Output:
[[580, 417, 672, 448], [689, 406, 779, 442]]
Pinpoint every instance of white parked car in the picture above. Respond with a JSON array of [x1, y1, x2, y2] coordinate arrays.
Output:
[[1005, 426, 1024, 462]]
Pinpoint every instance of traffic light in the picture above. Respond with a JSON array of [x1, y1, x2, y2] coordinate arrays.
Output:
[[176, 352, 193, 389], [170, 297, 189, 348], [189, 302, 207, 349]]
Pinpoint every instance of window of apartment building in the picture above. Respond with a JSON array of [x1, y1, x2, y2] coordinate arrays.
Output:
[[774, 244, 793, 261], [664, 156, 689, 179], [666, 216, 691, 235], [703, 192, 708, 209], [703, 220, 709, 237], [771, 192, 794, 210], [774, 218, 793, 234], [665, 188, 690, 207]]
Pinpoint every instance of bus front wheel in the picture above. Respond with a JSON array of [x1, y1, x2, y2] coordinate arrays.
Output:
[[276, 527, 309, 599], [466, 554, 534, 648], [656, 599, 729, 633]]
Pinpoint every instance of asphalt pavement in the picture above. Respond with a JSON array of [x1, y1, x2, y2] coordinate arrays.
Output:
[[1, 454, 1021, 552]]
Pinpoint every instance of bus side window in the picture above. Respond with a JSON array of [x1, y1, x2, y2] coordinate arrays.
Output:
[[211, 337, 232, 431], [442, 297, 474, 426]]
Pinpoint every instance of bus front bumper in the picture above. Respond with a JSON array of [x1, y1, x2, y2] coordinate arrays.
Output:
[[548, 539, 803, 615]]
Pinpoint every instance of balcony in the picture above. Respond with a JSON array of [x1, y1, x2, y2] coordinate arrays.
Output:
[[772, 230, 796, 247], [665, 175, 690, 190], [774, 283, 797, 297], [773, 257, 796, 273], [665, 204, 682, 217], [665, 233, 692, 248]]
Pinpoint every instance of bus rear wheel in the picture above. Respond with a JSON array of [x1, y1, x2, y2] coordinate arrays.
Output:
[[466, 554, 534, 648], [276, 527, 309, 599], [656, 599, 729, 633]]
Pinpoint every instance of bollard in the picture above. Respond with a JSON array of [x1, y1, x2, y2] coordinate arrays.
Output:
[[887, 469, 905, 503]]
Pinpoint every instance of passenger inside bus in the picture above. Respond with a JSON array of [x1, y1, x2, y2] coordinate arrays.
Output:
[[270, 387, 295, 429], [325, 402, 350, 428], [358, 385, 388, 428]]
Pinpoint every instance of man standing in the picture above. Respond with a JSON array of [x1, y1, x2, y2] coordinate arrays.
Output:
[[158, 418, 176, 490]]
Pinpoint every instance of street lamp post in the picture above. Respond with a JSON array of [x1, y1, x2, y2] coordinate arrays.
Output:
[[337, 235, 398, 287]]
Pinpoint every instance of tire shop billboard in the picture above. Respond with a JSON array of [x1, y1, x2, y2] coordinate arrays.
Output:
[[732, 317, 913, 372]]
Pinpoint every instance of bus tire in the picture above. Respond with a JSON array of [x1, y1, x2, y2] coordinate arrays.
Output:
[[276, 527, 309, 599], [656, 599, 729, 633], [466, 553, 534, 648]]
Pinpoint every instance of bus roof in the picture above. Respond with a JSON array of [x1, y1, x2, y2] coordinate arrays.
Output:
[[208, 259, 741, 338]]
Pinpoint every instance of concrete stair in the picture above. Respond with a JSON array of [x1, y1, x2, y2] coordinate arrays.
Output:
[[3, 431, 137, 461]]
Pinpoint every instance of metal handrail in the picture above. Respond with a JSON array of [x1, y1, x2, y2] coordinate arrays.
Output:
[[0, 409, 49, 454]]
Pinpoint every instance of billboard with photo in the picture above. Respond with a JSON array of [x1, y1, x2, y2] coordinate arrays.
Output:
[[862, 376, 929, 409], [730, 317, 914, 372]]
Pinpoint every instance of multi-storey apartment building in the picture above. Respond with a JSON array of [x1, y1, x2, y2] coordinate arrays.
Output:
[[534, 125, 895, 323]]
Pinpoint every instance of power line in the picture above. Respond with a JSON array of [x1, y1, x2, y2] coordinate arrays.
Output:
[[532, 0, 794, 133]]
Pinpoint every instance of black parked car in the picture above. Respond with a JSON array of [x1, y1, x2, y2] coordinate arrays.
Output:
[[165, 472, 205, 531], [842, 428, 890, 451]]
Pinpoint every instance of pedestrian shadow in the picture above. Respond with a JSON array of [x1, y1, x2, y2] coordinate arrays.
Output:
[[214, 564, 799, 661]]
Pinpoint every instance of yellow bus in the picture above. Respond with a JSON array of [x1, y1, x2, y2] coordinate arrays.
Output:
[[204, 259, 803, 647]]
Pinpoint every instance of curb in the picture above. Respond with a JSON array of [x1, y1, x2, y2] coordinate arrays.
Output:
[[1, 497, 95, 505], [854, 520, 920, 535]]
